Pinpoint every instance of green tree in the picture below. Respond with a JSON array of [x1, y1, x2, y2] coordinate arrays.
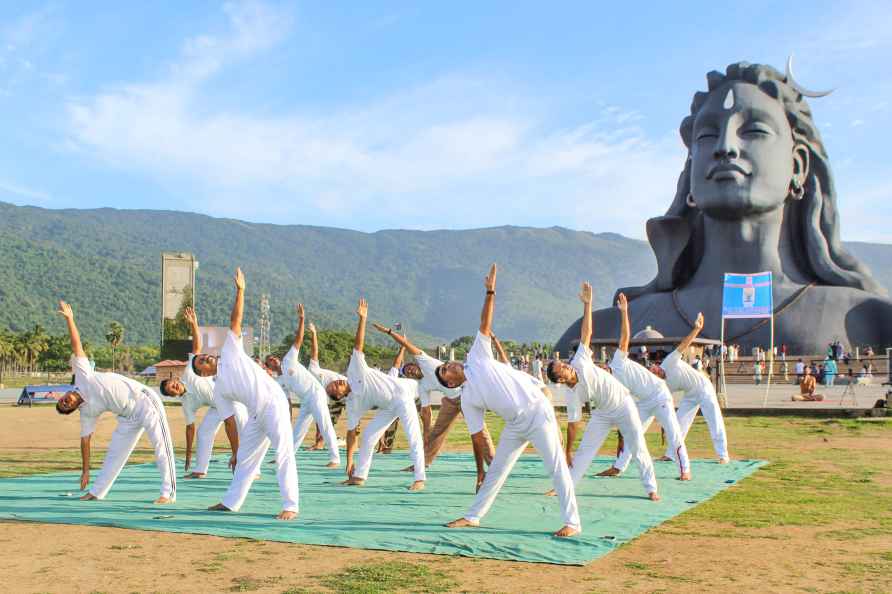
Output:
[[105, 321, 125, 372]]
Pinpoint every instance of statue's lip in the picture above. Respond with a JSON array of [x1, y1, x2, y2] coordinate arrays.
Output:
[[707, 162, 750, 179]]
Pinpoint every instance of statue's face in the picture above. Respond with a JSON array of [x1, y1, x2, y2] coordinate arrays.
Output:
[[690, 82, 796, 219]]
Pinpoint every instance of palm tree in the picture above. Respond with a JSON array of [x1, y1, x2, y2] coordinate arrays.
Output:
[[106, 321, 124, 372]]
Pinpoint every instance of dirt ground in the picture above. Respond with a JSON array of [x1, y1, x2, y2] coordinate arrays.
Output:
[[2, 406, 891, 594]]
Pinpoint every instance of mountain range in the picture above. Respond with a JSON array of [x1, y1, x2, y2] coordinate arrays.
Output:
[[1, 200, 889, 348]]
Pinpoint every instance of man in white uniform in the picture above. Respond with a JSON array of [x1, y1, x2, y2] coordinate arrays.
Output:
[[656, 313, 730, 464], [370, 323, 496, 472], [546, 283, 660, 501], [440, 264, 581, 537], [597, 293, 691, 481], [55, 301, 176, 504], [324, 299, 426, 491], [280, 304, 340, 468], [160, 307, 249, 479], [196, 269, 300, 520]]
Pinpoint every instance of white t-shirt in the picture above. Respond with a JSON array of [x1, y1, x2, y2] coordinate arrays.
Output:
[[213, 331, 288, 419], [414, 351, 460, 404], [72, 355, 145, 437], [181, 353, 216, 425], [345, 350, 414, 430], [609, 349, 670, 403], [279, 345, 328, 406], [661, 349, 713, 395], [461, 332, 544, 434], [795, 361, 805, 374], [570, 344, 628, 413]]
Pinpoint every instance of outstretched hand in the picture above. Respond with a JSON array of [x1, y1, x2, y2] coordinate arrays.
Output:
[[184, 306, 197, 326], [580, 282, 593, 304], [484, 263, 497, 292], [296, 303, 304, 319], [58, 300, 74, 320], [234, 268, 245, 290], [308, 322, 316, 334], [616, 292, 628, 312], [694, 312, 705, 331], [356, 298, 368, 318], [372, 322, 390, 334]]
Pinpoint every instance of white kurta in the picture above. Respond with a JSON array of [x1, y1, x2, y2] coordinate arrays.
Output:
[[346, 350, 426, 482], [214, 331, 299, 512], [609, 350, 690, 475], [568, 345, 658, 495], [72, 356, 175, 500], [461, 332, 580, 530], [279, 346, 340, 464], [181, 354, 249, 475], [660, 349, 728, 460]]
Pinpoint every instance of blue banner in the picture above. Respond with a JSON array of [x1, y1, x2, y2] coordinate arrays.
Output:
[[722, 272, 773, 319]]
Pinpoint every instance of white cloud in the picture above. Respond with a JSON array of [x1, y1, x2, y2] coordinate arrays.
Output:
[[62, 1, 685, 237], [0, 179, 50, 201]]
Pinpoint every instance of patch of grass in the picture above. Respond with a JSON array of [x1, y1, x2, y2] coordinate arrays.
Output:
[[319, 561, 456, 594], [229, 575, 283, 592]]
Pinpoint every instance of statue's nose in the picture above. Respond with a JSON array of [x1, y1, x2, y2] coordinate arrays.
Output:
[[713, 125, 739, 160]]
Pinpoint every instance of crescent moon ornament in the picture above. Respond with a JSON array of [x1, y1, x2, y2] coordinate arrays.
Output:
[[785, 55, 834, 98]]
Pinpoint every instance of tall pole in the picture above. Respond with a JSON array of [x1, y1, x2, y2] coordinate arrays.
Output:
[[763, 313, 775, 408], [719, 318, 728, 406]]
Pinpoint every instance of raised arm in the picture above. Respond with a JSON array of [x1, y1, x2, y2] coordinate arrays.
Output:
[[309, 322, 319, 361], [392, 345, 405, 370], [616, 292, 630, 354], [58, 301, 86, 359], [230, 268, 245, 335], [492, 335, 510, 365], [354, 298, 368, 352], [579, 282, 593, 348], [372, 323, 423, 356], [184, 306, 202, 355], [676, 312, 705, 354], [479, 263, 497, 336], [294, 304, 305, 349]]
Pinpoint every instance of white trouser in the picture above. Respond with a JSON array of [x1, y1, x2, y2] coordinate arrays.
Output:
[[292, 392, 341, 464], [221, 397, 299, 512], [355, 396, 426, 482], [614, 393, 690, 475], [666, 387, 729, 460], [90, 390, 176, 500], [570, 397, 658, 495], [194, 404, 249, 474], [465, 401, 580, 530]]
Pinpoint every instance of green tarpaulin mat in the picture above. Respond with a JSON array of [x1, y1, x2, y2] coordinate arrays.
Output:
[[0, 451, 765, 565]]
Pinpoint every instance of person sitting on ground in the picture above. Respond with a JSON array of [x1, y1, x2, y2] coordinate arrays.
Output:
[[792, 367, 823, 401]]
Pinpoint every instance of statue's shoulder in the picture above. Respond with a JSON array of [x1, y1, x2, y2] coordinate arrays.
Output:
[[791, 285, 892, 347]]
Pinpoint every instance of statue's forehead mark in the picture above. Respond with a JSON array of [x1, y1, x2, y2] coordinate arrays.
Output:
[[723, 88, 735, 110]]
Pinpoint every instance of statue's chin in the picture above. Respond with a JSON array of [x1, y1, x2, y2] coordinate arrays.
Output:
[[697, 194, 785, 221]]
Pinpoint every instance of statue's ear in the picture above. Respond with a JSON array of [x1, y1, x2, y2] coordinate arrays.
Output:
[[792, 142, 810, 188], [647, 216, 691, 291]]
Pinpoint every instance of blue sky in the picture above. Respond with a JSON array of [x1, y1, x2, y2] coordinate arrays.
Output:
[[1, 1, 889, 240]]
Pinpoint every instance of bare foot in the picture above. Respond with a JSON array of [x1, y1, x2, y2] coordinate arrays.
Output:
[[308, 443, 324, 451], [276, 510, 298, 520], [680, 471, 692, 481], [446, 518, 480, 528], [596, 467, 621, 477], [408, 480, 425, 492], [401, 464, 415, 472], [554, 525, 580, 537], [648, 492, 661, 501], [184, 472, 206, 479], [79, 493, 98, 501], [544, 489, 557, 497], [340, 477, 365, 486], [658, 455, 673, 462], [253, 474, 261, 480], [207, 503, 233, 512], [325, 462, 339, 469], [382, 448, 393, 454], [718, 457, 730, 464], [154, 496, 174, 504]]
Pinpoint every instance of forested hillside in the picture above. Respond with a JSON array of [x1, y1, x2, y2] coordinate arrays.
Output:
[[1, 201, 889, 348]]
